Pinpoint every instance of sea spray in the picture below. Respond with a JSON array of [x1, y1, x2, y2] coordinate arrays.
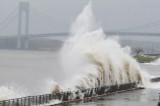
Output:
[[45, 78, 63, 94], [145, 58, 160, 65], [0, 85, 26, 101], [59, 1, 149, 91]]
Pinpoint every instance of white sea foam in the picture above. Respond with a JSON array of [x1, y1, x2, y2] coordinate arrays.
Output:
[[0, 85, 26, 101], [147, 82, 160, 89], [32, 99, 61, 106], [145, 58, 160, 66]]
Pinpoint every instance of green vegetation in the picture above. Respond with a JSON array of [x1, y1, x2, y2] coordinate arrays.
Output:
[[134, 55, 158, 63]]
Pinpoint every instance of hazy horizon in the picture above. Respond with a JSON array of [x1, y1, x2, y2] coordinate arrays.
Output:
[[0, 0, 160, 35]]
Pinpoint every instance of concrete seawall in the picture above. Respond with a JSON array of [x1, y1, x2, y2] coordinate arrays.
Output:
[[0, 82, 144, 106]]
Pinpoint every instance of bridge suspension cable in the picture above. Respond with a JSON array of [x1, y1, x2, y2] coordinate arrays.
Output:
[[30, 5, 68, 26], [0, 5, 18, 26], [0, 12, 18, 34], [112, 20, 160, 32]]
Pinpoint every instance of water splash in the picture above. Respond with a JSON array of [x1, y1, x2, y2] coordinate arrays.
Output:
[[0, 85, 26, 101], [145, 58, 160, 65], [59, 1, 149, 91], [147, 82, 160, 89]]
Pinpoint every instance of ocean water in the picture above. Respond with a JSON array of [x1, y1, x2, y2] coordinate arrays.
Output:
[[0, 50, 159, 105], [0, 50, 64, 97]]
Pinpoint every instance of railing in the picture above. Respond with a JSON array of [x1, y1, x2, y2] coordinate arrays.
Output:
[[0, 94, 54, 106], [0, 82, 139, 106], [158, 93, 160, 106]]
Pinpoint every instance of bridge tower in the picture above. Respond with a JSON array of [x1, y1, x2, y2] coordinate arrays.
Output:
[[17, 2, 30, 49]]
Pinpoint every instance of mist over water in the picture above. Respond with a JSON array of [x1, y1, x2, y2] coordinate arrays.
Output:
[[59, 1, 149, 91]]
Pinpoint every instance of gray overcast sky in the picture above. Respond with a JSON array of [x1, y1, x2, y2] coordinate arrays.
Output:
[[0, 0, 160, 34]]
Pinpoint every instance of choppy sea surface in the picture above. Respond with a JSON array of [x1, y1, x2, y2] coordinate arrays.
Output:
[[0, 50, 159, 106], [0, 50, 64, 95]]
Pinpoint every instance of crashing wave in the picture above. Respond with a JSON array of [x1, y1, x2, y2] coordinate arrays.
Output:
[[56, 1, 149, 93]]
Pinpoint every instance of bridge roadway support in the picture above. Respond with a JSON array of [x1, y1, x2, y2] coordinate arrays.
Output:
[[17, 36, 21, 49], [24, 38, 29, 49], [17, 2, 30, 49], [17, 37, 30, 50]]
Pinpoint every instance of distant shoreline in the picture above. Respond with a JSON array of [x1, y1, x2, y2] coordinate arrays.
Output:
[[134, 54, 159, 63]]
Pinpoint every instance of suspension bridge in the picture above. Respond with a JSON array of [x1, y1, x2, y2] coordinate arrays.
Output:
[[0, 2, 160, 50]]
